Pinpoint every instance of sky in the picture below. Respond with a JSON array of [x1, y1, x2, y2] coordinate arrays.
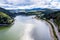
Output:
[[0, 0, 60, 9]]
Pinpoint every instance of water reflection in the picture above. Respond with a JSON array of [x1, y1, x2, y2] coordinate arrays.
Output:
[[0, 15, 51, 40]]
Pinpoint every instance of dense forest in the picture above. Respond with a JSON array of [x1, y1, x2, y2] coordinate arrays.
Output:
[[0, 7, 14, 26], [0, 12, 14, 24]]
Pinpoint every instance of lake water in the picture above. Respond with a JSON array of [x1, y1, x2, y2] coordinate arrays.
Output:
[[0, 15, 52, 40]]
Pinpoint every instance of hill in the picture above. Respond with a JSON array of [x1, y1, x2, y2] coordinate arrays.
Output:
[[0, 7, 15, 18]]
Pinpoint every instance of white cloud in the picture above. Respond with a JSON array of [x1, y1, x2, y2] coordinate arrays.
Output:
[[0, 0, 60, 9], [7, 0, 25, 5], [0, 3, 12, 7], [0, 0, 7, 3], [6, 0, 34, 6]]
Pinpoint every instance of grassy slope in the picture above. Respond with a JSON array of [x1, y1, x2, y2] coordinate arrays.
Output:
[[0, 12, 14, 24]]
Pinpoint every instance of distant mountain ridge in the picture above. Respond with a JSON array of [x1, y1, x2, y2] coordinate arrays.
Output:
[[8, 7, 58, 14], [0, 7, 59, 16]]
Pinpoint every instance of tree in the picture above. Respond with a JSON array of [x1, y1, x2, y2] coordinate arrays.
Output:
[[0, 12, 14, 24]]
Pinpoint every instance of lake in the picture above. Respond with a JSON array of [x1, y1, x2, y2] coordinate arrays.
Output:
[[0, 15, 52, 40]]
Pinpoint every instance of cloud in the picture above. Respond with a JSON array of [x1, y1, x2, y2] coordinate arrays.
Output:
[[7, 0, 25, 5], [6, 0, 34, 6], [0, 0, 60, 9], [0, 0, 7, 3]]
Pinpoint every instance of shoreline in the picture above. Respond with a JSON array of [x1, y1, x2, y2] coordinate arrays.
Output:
[[45, 19, 60, 40], [35, 17, 59, 40]]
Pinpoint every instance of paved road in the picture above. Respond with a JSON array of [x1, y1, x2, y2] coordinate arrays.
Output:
[[49, 19, 60, 40]]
